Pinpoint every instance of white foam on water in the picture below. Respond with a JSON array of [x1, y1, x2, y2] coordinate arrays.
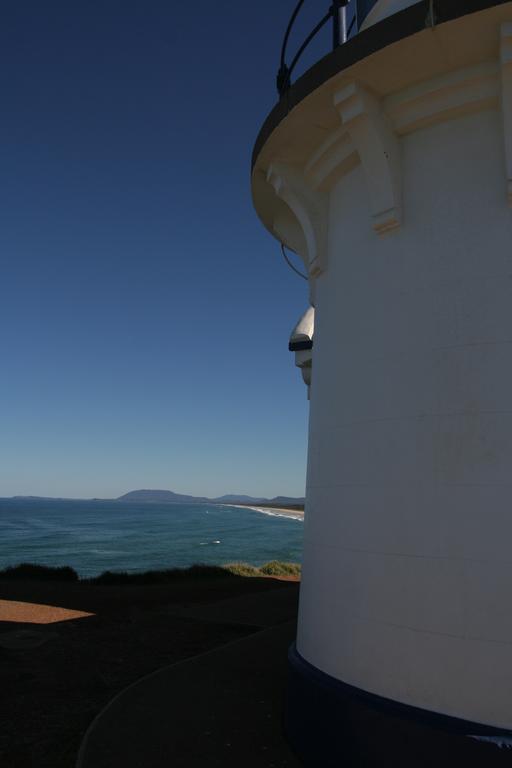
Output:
[[247, 507, 304, 521], [89, 549, 127, 555], [220, 503, 303, 521]]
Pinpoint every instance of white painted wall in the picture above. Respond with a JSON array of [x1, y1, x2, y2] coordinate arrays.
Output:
[[297, 108, 512, 728], [253, 7, 512, 732]]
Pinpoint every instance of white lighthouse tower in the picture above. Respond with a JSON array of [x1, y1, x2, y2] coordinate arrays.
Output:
[[252, 0, 512, 763]]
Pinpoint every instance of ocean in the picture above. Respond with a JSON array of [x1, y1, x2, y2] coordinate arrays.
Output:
[[0, 498, 304, 578]]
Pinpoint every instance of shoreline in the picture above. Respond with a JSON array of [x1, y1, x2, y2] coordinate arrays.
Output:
[[222, 504, 304, 520]]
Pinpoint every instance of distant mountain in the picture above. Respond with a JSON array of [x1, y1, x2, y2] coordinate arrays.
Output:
[[212, 494, 266, 504], [116, 489, 210, 504], [267, 496, 305, 506], [9, 489, 305, 507], [220, 496, 306, 506], [116, 490, 305, 506]]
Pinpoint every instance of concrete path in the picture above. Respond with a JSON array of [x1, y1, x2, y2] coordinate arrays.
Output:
[[77, 587, 301, 768]]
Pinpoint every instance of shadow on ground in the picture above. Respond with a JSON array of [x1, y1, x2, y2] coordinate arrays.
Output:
[[0, 574, 300, 768]]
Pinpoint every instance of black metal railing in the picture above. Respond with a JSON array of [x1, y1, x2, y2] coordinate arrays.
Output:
[[277, 0, 377, 96]]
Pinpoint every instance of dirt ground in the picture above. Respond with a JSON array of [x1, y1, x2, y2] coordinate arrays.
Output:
[[0, 575, 299, 768]]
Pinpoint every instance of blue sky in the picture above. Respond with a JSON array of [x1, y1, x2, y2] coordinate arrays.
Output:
[[0, 1, 332, 499]]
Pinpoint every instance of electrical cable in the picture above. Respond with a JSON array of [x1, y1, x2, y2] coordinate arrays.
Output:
[[281, 243, 308, 281]]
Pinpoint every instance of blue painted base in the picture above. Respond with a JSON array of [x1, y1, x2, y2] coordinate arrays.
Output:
[[285, 645, 512, 767]]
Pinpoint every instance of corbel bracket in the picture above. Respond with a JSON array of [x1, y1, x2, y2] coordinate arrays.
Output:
[[267, 163, 328, 277], [334, 83, 402, 234]]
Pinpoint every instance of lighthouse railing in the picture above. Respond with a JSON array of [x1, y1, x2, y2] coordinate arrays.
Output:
[[277, 0, 376, 97]]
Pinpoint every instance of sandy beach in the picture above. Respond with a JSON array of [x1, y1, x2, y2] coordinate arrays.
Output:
[[222, 504, 304, 520], [246, 506, 304, 520]]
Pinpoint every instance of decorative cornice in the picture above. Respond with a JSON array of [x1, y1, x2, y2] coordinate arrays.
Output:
[[500, 22, 512, 206], [334, 83, 402, 234], [267, 163, 328, 277], [252, 0, 511, 171], [385, 62, 499, 136], [254, 21, 512, 252]]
